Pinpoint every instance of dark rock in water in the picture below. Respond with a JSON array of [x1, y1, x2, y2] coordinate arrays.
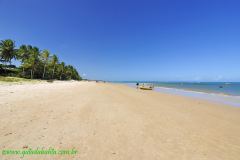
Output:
[[219, 86, 223, 88]]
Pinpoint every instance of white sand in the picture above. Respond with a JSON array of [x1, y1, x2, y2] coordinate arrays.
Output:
[[0, 81, 240, 160]]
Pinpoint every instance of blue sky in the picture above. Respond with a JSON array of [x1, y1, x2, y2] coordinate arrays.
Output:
[[0, 0, 240, 81]]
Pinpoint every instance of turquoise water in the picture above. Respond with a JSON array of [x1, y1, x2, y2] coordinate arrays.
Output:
[[118, 81, 240, 107], [120, 82, 240, 96], [153, 82, 240, 96]]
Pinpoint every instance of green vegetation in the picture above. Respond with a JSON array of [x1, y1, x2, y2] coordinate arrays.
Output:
[[0, 39, 81, 80], [0, 76, 39, 83]]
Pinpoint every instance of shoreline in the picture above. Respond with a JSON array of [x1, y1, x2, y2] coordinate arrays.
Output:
[[156, 86, 238, 97], [125, 83, 240, 107], [155, 86, 240, 107], [115, 81, 240, 96]]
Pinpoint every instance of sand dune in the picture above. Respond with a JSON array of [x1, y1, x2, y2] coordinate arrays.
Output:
[[0, 81, 240, 160]]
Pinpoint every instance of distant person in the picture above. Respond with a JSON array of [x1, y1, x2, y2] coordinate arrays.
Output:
[[136, 82, 139, 88]]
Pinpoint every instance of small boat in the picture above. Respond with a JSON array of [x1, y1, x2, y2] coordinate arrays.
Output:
[[138, 84, 154, 90], [139, 86, 153, 90]]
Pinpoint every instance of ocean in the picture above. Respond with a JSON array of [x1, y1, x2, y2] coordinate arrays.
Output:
[[118, 81, 240, 107], [152, 82, 240, 96]]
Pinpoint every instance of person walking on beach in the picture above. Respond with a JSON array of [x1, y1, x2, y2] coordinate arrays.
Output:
[[136, 82, 139, 88]]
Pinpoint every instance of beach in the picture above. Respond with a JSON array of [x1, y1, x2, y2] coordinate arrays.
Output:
[[1, 81, 240, 160]]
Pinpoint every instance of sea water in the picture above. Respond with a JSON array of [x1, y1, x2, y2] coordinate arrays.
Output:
[[118, 81, 240, 107]]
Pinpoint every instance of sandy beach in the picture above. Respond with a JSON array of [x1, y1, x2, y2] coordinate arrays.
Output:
[[0, 81, 240, 160]]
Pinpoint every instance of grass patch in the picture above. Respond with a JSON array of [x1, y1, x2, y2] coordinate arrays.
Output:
[[0, 76, 42, 84]]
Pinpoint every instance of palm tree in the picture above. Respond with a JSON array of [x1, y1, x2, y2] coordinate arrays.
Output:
[[17, 45, 31, 76], [41, 50, 50, 79], [65, 65, 74, 79], [26, 47, 40, 79], [0, 38, 82, 80], [73, 67, 81, 80], [59, 62, 65, 80], [51, 54, 58, 79], [0, 39, 16, 70]]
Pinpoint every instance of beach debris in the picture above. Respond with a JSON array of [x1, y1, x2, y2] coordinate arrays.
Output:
[[23, 145, 28, 149]]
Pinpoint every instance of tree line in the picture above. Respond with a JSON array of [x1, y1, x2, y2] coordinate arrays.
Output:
[[0, 39, 81, 80]]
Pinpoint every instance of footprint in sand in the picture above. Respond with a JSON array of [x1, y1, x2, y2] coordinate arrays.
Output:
[[4, 133, 12, 136]]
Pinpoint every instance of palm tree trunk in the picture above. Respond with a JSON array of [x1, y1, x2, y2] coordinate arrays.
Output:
[[30, 69, 33, 79], [22, 67, 25, 77], [60, 68, 63, 80], [52, 65, 55, 79], [31, 66, 35, 79], [42, 64, 46, 79], [4, 61, 7, 73]]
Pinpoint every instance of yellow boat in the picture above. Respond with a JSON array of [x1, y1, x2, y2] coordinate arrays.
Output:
[[139, 85, 154, 90]]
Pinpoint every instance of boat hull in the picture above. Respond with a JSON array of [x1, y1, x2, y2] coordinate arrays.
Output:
[[139, 87, 153, 90]]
